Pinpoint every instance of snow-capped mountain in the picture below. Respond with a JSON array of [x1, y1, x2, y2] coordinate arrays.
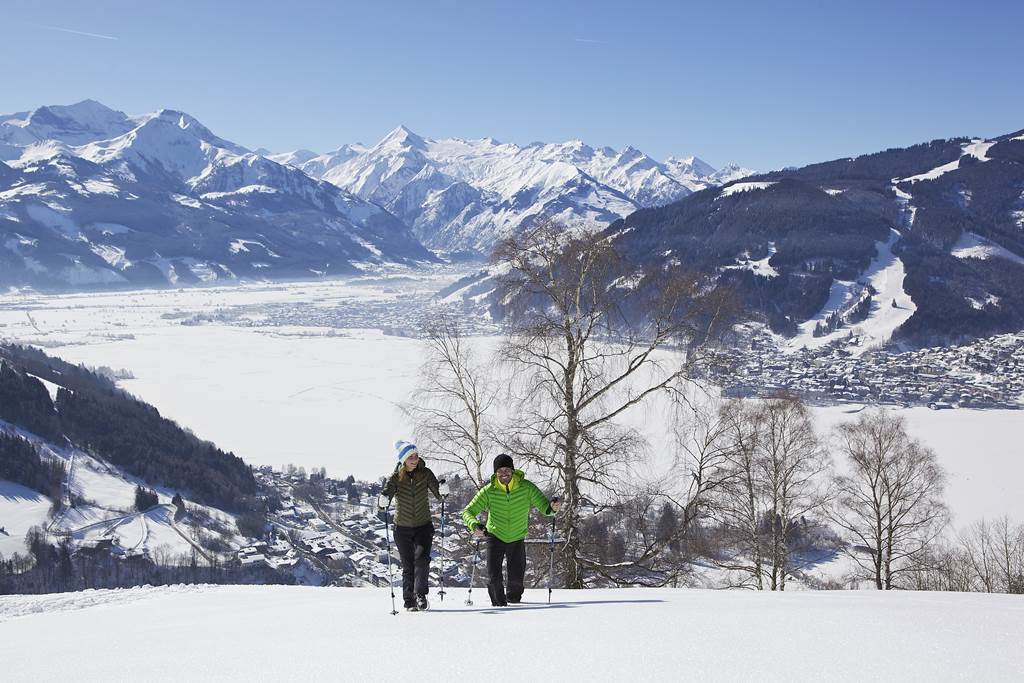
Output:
[[0, 100, 141, 158], [272, 126, 750, 253], [0, 101, 433, 290], [606, 129, 1024, 345]]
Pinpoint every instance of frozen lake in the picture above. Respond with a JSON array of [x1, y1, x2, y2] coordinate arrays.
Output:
[[1, 272, 1021, 526]]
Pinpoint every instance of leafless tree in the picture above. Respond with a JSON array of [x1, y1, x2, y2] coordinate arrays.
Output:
[[713, 399, 766, 588], [492, 217, 735, 587], [830, 408, 948, 589], [903, 540, 974, 591], [757, 396, 830, 590], [948, 517, 1024, 593], [667, 392, 737, 530], [991, 517, 1024, 594], [711, 396, 829, 590], [404, 314, 499, 487]]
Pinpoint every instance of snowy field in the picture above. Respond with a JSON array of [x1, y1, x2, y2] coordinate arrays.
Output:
[[1, 274, 1022, 524], [0, 584, 1022, 681], [0, 481, 51, 557]]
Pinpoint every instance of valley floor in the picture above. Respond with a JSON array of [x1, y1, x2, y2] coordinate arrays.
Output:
[[1, 585, 1022, 681]]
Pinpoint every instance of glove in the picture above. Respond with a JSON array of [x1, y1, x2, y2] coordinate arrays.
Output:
[[376, 494, 390, 510], [438, 478, 450, 497]]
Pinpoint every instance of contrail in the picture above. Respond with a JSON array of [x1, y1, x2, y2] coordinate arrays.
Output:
[[39, 25, 119, 41], [573, 38, 606, 44]]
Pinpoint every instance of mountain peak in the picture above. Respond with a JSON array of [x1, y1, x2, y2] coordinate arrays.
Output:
[[619, 145, 644, 160], [28, 100, 125, 130], [380, 125, 424, 147], [66, 99, 120, 116], [665, 155, 718, 178]]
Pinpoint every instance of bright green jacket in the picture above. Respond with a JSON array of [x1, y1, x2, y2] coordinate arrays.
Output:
[[461, 470, 554, 543]]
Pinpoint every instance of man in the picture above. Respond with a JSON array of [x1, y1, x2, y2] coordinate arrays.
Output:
[[461, 454, 560, 606]]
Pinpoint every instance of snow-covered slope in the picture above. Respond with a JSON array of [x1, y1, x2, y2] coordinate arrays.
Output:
[[951, 231, 1024, 266], [0, 101, 434, 289], [789, 229, 916, 354], [0, 480, 52, 558], [0, 419, 243, 563], [1, 585, 1021, 681], [275, 126, 751, 252]]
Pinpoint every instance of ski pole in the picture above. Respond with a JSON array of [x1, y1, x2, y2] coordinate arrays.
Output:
[[438, 478, 448, 602], [547, 497, 559, 604], [378, 494, 398, 615], [465, 533, 483, 606]]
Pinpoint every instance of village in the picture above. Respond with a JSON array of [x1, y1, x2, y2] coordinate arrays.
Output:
[[234, 468, 472, 589], [713, 331, 1024, 409]]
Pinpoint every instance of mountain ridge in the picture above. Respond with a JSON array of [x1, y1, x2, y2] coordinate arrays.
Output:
[[268, 124, 751, 252], [604, 130, 1024, 344], [0, 101, 434, 290]]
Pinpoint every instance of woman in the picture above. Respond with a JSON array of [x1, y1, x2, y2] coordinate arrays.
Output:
[[381, 440, 441, 611]]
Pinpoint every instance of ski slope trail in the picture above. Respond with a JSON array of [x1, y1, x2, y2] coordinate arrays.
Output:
[[1, 586, 1021, 681], [788, 229, 915, 354]]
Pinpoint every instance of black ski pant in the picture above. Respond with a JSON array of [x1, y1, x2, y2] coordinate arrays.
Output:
[[394, 522, 433, 604], [486, 535, 526, 605]]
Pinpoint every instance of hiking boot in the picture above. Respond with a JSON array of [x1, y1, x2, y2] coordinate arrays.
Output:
[[404, 599, 418, 612], [416, 595, 429, 611]]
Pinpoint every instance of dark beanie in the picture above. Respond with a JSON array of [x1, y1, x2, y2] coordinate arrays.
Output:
[[493, 453, 514, 472]]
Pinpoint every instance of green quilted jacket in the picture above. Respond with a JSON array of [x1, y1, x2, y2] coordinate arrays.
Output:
[[382, 459, 440, 527], [461, 470, 554, 543]]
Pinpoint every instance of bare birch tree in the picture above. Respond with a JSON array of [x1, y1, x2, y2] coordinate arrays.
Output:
[[712, 396, 829, 590], [714, 399, 767, 588], [756, 396, 830, 590], [830, 408, 948, 589], [492, 218, 735, 587], [404, 314, 498, 487]]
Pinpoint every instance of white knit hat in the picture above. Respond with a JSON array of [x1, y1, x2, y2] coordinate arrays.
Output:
[[394, 440, 418, 465]]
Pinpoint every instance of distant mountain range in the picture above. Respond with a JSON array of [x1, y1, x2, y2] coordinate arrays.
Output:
[[0, 100, 747, 289], [5, 100, 1022, 346], [0, 101, 435, 289], [266, 126, 747, 252], [443, 128, 1024, 346]]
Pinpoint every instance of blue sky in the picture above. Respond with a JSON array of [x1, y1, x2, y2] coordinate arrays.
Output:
[[2, 0, 1021, 170]]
